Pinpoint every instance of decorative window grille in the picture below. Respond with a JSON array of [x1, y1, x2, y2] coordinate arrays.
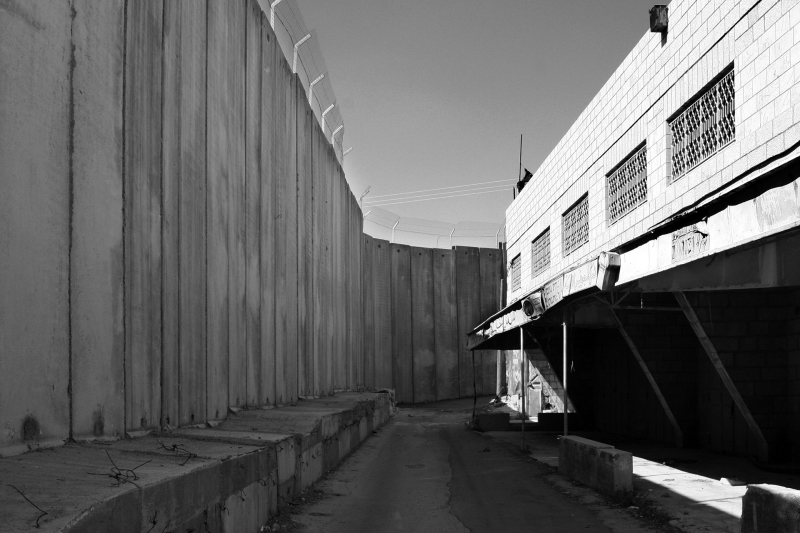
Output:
[[562, 195, 589, 256], [607, 144, 647, 224], [531, 228, 550, 278], [670, 68, 735, 181], [510, 254, 521, 292]]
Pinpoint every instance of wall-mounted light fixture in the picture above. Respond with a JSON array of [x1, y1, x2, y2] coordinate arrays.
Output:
[[649, 5, 668, 33]]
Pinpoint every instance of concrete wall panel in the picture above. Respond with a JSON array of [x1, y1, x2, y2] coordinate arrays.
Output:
[[391, 244, 413, 403], [226, 1, 247, 410], [162, 0, 208, 428], [177, 1, 209, 425], [311, 116, 324, 396], [296, 83, 313, 397], [373, 240, 393, 389], [411, 248, 436, 403], [434, 250, 459, 400], [0, 1, 72, 449], [456, 247, 481, 398], [259, 20, 278, 406], [207, 0, 242, 419], [345, 195, 355, 389], [124, 0, 163, 432], [71, 0, 126, 439], [281, 62, 299, 404], [245, 1, 262, 407], [362, 235, 376, 388]]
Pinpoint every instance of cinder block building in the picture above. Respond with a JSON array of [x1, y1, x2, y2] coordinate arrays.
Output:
[[470, 0, 800, 464]]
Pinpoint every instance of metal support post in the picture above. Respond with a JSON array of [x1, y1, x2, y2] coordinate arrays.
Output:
[[321, 103, 335, 136], [308, 73, 325, 104], [563, 315, 568, 436], [269, 0, 282, 29], [331, 124, 344, 145], [292, 33, 311, 74], [520, 327, 525, 451]]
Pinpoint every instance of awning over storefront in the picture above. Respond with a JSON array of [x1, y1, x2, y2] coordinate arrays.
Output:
[[467, 252, 621, 350]]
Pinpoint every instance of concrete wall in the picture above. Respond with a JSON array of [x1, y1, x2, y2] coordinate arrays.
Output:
[[0, 0, 365, 453], [506, 0, 800, 303], [0, 0, 501, 454], [363, 241, 503, 404]]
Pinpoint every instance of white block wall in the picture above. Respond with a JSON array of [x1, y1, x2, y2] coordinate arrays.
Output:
[[507, 0, 800, 303]]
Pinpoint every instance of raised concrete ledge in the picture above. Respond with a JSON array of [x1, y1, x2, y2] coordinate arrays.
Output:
[[558, 436, 633, 495], [741, 483, 800, 533], [0, 392, 392, 532]]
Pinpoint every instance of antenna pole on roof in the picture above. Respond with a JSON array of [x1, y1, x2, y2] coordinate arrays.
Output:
[[519, 134, 523, 182]]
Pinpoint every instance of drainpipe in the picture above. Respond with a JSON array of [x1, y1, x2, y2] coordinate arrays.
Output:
[[390, 221, 399, 243], [449, 228, 455, 248]]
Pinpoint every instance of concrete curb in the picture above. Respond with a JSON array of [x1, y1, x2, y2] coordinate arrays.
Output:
[[741, 483, 800, 533], [0, 392, 392, 532]]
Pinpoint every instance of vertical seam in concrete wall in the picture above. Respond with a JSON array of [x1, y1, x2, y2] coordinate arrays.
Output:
[[203, 0, 209, 419], [243, 5, 249, 405], [67, 0, 77, 442], [292, 69, 300, 395], [159, 0, 167, 430], [121, 0, 129, 434], [175, 6, 183, 425]]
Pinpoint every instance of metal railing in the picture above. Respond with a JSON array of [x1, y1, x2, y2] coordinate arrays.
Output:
[[670, 69, 735, 182]]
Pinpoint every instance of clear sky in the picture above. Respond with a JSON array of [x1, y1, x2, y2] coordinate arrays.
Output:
[[300, 0, 664, 228]]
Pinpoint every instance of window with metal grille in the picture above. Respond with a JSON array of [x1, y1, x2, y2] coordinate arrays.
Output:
[[510, 254, 521, 292], [669, 67, 735, 182], [607, 143, 647, 224], [562, 195, 589, 256], [531, 228, 550, 278]]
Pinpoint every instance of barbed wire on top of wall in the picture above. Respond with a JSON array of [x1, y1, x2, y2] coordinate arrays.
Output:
[[262, 0, 347, 163], [363, 206, 506, 249]]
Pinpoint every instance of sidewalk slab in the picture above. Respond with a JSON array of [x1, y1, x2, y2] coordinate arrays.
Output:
[[0, 391, 392, 532], [485, 429, 800, 533]]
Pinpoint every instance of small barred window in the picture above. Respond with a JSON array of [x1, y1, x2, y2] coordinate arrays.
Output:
[[510, 254, 521, 292], [607, 144, 647, 224], [670, 68, 735, 182], [562, 195, 589, 256], [531, 228, 550, 278]]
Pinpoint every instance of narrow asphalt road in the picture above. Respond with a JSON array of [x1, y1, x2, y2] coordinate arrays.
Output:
[[292, 399, 666, 533]]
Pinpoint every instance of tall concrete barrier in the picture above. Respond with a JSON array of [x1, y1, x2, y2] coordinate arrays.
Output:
[[0, 0, 504, 456]]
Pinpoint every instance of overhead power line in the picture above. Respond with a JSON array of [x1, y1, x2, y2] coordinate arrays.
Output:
[[364, 183, 513, 206], [365, 178, 516, 200], [364, 187, 512, 207]]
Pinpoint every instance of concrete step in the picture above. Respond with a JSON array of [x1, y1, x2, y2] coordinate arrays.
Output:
[[0, 391, 393, 532]]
